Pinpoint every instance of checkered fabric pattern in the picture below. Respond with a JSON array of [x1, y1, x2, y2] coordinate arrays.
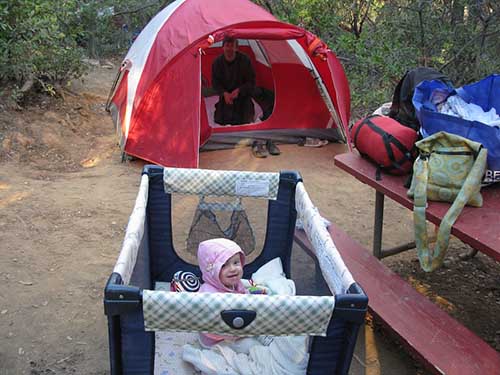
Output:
[[295, 182, 355, 295], [163, 167, 279, 199], [143, 290, 335, 337]]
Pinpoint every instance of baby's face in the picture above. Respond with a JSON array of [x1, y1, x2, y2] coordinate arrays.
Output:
[[219, 253, 243, 288]]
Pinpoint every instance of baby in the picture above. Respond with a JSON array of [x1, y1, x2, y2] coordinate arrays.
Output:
[[183, 238, 309, 374], [197, 238, 249, 347]]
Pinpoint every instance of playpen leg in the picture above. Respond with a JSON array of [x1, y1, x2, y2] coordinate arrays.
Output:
[[107, 315, 123, 375]]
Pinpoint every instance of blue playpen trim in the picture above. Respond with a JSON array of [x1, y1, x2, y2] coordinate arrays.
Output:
[[104, 165, 368, 374]]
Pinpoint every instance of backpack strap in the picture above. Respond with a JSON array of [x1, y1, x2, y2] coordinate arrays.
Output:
[[412, 148, 487, 271]]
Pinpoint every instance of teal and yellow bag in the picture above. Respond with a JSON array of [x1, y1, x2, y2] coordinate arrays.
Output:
[[408, 131, 487, 271]]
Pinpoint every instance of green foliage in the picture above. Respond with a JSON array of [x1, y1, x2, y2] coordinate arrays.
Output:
[[77, 0, 165, 59], [1, 0, 498, 109], [0, 0, 165, 97], [255, 0, 500, 118], [0, 0, 86, 90]]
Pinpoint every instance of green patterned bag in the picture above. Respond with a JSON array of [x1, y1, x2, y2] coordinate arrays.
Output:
[[408, 131, 487, 271]]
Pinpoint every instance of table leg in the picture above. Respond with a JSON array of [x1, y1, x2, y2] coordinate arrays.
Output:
[[373, 191, 384, 259]]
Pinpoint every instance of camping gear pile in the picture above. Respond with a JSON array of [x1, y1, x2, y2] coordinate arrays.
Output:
[[351, 68, 497, 271]]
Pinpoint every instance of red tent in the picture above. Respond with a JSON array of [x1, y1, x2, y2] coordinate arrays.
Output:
[[108, 0, 351, 167]]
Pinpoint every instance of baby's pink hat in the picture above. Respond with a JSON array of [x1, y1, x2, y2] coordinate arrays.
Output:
[[197, 238, 246, 293]]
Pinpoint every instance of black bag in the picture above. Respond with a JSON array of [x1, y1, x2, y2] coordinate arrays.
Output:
[[388, 67, 452, 131]]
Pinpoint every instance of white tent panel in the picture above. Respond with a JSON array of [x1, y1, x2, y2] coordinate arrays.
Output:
[[122, 0, 187, 141]]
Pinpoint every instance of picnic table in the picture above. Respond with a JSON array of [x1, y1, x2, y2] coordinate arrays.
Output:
[[334, 151, 500, 261], [294, 151, 500, 374]]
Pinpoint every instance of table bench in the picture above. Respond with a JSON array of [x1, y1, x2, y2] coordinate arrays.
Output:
[[294, 225, 500, 374]]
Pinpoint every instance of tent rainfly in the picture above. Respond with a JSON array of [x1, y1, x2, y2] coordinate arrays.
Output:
[[107, 0, 352, 168]]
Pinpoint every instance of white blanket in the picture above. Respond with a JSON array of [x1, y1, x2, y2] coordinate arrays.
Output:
[[438, 94, 500, 127], [181, 258, 309, 375], [182, 336, 308, 375]]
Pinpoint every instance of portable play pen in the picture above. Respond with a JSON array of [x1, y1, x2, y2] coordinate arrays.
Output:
[[104, 166, 367, 374]]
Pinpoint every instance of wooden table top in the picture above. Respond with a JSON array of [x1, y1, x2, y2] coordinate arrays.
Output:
[[334, 152, 500, 261]]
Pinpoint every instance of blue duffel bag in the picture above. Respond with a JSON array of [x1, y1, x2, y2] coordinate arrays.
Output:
[[413, 74, 500, 184]]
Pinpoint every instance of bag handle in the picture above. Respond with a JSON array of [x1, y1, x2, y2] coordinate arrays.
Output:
[[412, 148, 487, 271]]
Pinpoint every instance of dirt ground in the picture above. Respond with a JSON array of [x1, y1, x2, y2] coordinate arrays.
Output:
[[1, 64, 499, 375]]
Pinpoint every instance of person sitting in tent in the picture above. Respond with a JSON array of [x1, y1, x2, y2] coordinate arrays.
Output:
[[212, 36, 280, 158], [212, 36, 256, 125]]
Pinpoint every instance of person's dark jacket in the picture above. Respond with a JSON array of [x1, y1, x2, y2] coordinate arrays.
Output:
[[212, 52, 256, 125]]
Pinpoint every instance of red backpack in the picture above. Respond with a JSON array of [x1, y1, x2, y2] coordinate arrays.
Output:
[[351, 115, 418, 178]]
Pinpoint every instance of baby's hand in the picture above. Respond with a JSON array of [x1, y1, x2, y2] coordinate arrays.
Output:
[[246, 279, 269, 294]]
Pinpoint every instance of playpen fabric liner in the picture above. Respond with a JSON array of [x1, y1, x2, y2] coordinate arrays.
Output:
[[143, 291, 335, 336]]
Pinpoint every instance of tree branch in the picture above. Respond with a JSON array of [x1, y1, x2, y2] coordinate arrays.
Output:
[[439, 30, 499, 70], [254, 0, 274, 14], [417, 0, 427, 66], [358, 0, 373, 35], [113, 2, 161, 17]]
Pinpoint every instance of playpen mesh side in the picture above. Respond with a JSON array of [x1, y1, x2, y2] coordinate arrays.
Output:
[[307, 284, 366, 375], [307, 316, 357, 374], [184, 198, 258, 258], [295, 182, 365, 374], [165, 167, 281, 263], [295, 182, 355, 295], [146, 167, 300, 282]]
